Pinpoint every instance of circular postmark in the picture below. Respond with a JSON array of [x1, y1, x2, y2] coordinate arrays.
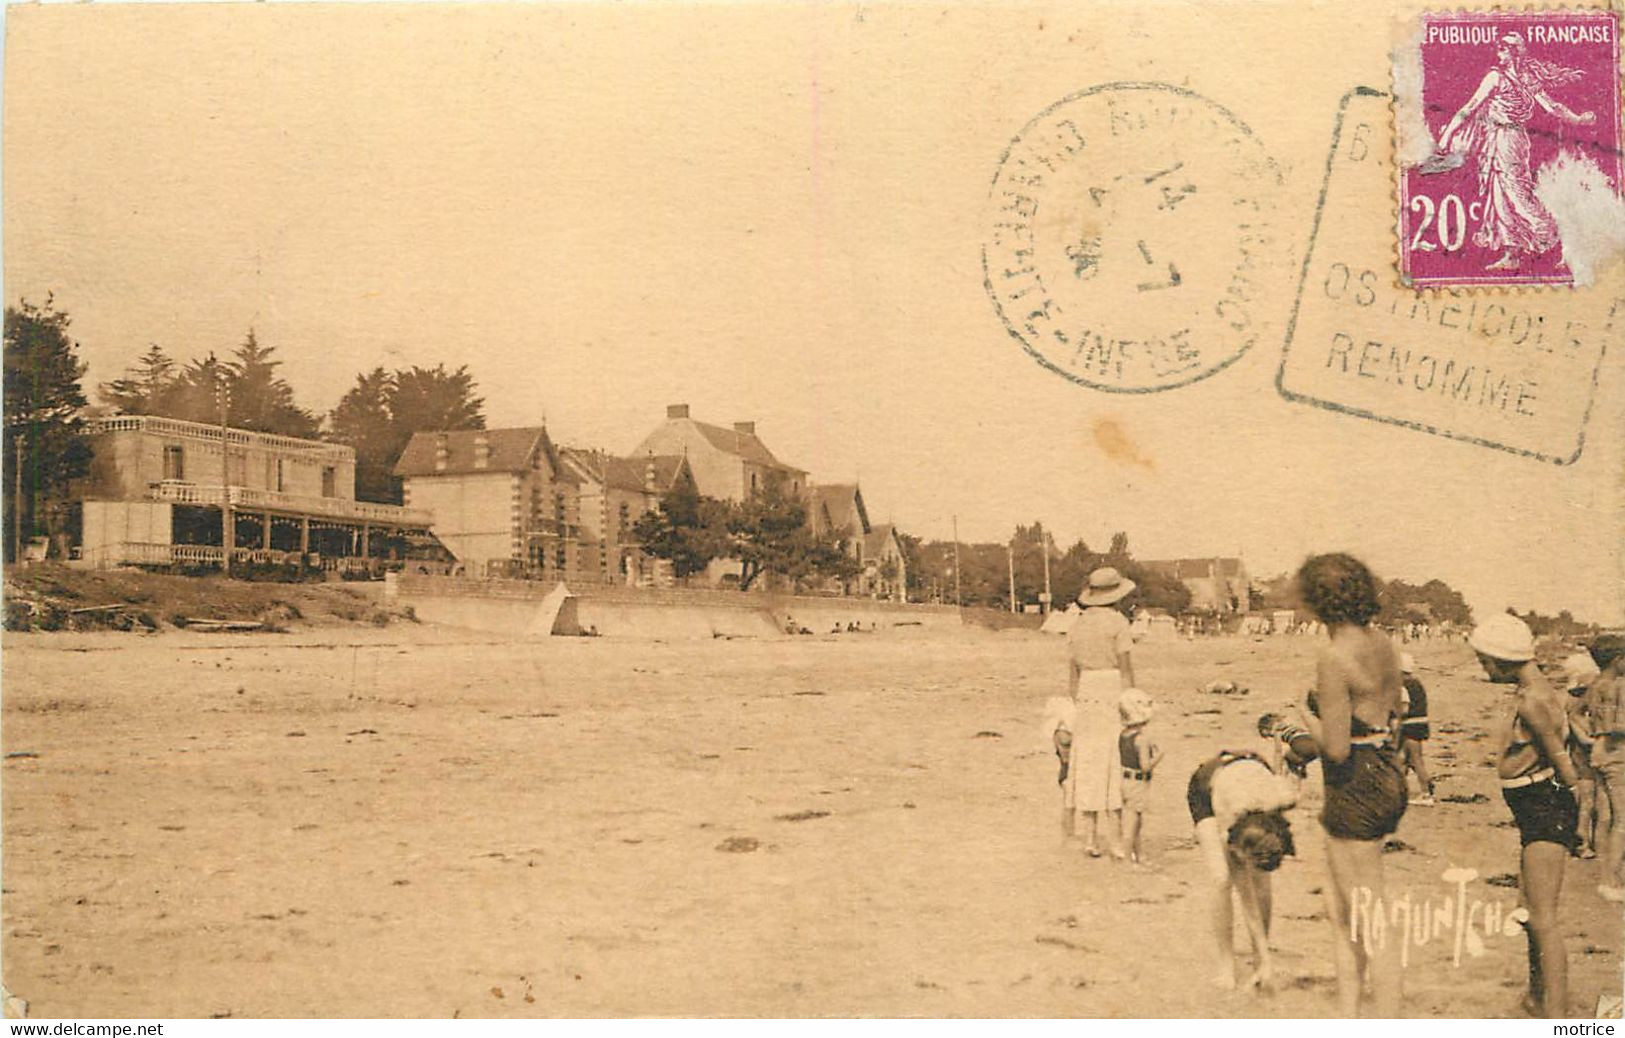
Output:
[[983, 82, 1282, 393]]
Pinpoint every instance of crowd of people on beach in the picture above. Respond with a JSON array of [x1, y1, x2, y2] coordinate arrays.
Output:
[[1043, 553, 1623, 1018]]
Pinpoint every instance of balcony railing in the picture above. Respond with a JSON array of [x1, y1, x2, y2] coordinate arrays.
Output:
[[146, 482, 433, 527], [85, 415, 355, 462], [84, 542, 392, 573]]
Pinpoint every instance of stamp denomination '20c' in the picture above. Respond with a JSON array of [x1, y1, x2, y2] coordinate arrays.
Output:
[[984, 82, 1281, 393]]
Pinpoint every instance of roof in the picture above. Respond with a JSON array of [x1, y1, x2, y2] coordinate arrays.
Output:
[[393, 427, 554, 478], [814, 484, 869, 535], [557, 449, 690, 494], [604, 455, 688, 494], [1140, 557, 1246, 580], [687, 420, 806, 474], [863, 523, 900, 557]]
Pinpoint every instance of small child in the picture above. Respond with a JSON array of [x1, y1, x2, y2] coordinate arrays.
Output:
[[1118, 688, 1162, 864], [1043, 696, 1078, 840], [1398, 653, 1436, 805], [1559, 651, 1603, 858]]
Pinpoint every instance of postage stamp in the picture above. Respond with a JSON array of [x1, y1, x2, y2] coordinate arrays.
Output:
[[1279, 88, 1616, 463], [1396, 10, 1624, 288], [983, 82, 1281, 393]]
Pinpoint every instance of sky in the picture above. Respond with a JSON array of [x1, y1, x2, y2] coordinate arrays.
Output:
[[4, 1, 1621, 623]]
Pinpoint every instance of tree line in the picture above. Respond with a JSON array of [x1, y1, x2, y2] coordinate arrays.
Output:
[[899, 524, 1194, 613], [100, 334, 485, 505], [632, 480, 861, 593], [1252, 572, 1475, 627]]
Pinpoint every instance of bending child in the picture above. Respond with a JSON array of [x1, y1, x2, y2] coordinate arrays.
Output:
[[1186, 750, 1297, 991]]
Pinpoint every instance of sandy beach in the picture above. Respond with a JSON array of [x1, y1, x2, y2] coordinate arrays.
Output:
[[3, 624, 1620, 1018]]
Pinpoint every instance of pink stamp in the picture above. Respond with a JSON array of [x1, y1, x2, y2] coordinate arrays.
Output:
[[1397, 10, 1623, 288]]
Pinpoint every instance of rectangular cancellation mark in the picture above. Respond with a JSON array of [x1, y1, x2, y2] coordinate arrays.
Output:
[[1278, 88, 1614, 464]]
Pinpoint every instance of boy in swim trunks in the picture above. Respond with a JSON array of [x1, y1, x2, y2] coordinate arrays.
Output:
[[1186, 750, 1297, 991], [1587, 635, 1625, 903], [1556, 652, 1603, 860], [1117, 689, 1161, 865], [1472, 613, 1582, 1018], [1399, 654, 1436, 805]]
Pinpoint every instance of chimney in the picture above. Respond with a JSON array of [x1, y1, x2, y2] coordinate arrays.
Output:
[[434, 433, 450, 472], [645, 460, 657, 492], [473, 432, 490, 469], [667, 404, 690, 420], [733, 421, 756, 436]]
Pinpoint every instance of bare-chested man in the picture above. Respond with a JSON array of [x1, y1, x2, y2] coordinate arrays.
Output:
[[1470, 613, 1581, 1018]]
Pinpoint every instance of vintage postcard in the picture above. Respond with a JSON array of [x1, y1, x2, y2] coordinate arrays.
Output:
[[3, 0, 1621, 1022]]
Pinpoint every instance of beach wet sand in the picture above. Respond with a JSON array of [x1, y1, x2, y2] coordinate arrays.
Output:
[[3, 625, 1620, 1017]]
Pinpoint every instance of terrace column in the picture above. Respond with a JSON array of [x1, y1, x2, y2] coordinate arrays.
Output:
[[299, 516, 310, 574], [222, 505, 234, 574], [361, 523, 370, 559], [263, 512, 272, 550]]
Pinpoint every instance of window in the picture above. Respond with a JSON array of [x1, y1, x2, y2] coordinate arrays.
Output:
[[321, 467, 337, 497], [274, 458, 286, 493], [162, 445, 184, 481]]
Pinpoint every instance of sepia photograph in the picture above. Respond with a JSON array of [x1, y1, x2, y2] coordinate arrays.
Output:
[[2, 0, 1622, 1020]]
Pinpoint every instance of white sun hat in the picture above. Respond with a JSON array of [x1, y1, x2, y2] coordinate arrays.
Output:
[[1469, 614, 1535, 663]]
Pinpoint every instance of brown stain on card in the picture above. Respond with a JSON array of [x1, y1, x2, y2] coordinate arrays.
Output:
[[1092, 418, 1154, 470]]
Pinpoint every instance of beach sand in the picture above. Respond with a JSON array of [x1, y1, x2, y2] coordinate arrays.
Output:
[[3, 624, 1620, 1017]]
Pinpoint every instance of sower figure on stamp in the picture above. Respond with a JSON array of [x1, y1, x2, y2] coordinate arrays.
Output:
[[1431, 32, 1595, 272], [1471, 613, 1582, 1018]]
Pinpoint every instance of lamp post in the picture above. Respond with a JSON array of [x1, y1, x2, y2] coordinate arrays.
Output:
[[217, 377, 232, 576], [13, 430, 25, 564]]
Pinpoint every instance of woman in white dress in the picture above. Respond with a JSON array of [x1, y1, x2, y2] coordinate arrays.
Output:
[[1057, 567, 1139, 857]]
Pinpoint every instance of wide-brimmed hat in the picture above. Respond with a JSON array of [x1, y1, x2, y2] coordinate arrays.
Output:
[[1400, 652, 1416, 674], [1077, 567, 1136, 607], [1118, 688, 1154, 726], [1469, 614, 1535, 663]]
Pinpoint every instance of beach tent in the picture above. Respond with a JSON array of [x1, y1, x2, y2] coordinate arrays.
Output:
[[1040, 606, 1077, 635], [530, 582, 583, 636]]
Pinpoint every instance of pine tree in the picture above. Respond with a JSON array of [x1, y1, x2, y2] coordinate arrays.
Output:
[[330, 367, 402, 503], [227, 330, 319, 438], [3, 297, 92, 558], [99, 343, 179, 415]]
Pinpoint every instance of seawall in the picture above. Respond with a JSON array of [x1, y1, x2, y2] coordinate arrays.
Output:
[[388, 574, 964, 640]]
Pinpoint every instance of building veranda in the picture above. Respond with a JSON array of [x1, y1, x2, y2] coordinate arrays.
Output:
[[72, 415, 436, 575]]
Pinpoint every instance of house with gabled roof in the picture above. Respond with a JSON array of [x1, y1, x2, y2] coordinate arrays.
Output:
[[862, 523, 907, 602], [556, 447, 694, 585], [811, 484, 868, 539], [394, 426, 588, 578], [1139, 556, 1250, 613], [631, 404, 808, 502]]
